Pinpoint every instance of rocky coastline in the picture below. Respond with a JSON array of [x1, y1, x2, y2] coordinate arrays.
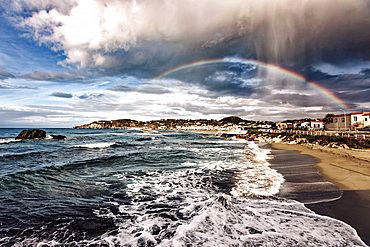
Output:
[[73, 118, 369, 150], [223, 131, 370, 150]]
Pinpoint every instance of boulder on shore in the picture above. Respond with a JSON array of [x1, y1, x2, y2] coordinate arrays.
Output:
[[15, 129, 46, 140], [50, 134, 66, 140]]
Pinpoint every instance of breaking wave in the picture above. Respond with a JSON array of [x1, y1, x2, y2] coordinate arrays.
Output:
[[73, 142, 116, 149], [0, 129, 366, 246]]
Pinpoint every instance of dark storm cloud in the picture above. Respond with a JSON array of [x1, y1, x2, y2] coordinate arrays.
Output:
[[6, 0, 369, 71], [107, 61, 259, 97], [298, 66, 370, 110], [0, 0, 369, 126], [98, 38, 253, 79], [312, 73, 370, 98], [143, 61, 259, 97], [361, 69, 370, 78], [303, 66, 338, 81], [3, 0, 369, 94], [338, 89, 370, 104], [50, 92, 73, 98]]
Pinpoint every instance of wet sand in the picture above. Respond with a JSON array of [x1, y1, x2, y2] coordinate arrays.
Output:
[[268, 143, 370, 246]]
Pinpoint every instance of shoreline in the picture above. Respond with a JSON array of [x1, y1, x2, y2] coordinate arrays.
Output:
[[268, 143, 370, 245]]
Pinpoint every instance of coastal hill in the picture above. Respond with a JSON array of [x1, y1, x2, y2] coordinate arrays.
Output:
[[73, 119, 140, 129], [220, 116, 246, 124], [73, 117, 269, 130]]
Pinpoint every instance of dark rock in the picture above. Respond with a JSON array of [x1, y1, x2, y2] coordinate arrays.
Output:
[[15, 129, 46, 139], [50, 134, 66, 140], [151, 224, 161, 235]]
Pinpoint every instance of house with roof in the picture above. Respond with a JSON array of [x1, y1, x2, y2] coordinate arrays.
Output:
[[310, 120, 324, 130], [300, 122, 311, 130], [326, 112, 370, 131]]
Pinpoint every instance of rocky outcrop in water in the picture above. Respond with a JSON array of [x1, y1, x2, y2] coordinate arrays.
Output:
[[16, 129, 46, 139]]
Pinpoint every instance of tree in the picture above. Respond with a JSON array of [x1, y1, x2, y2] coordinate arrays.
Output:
[[323, 114, 334, 124]]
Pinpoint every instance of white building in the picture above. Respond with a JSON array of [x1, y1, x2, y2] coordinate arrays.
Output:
[[310, 120, 324, 130], [327, 112, 370, 131], [300, 122, 310, 129]]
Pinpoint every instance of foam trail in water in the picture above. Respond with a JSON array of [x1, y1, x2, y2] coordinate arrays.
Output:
[[161, 197, 367, 247], [1, 131, 366, 246], [74, 142, 115, 149], [97, 196, 367, 246], [0, 138, 20, 144]]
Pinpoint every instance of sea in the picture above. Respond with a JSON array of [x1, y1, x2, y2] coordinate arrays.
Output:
[[0, 128, 366, 246]]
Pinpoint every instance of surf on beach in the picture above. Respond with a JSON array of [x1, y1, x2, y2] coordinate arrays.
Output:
[[270, 142, 370, 246], [0, 128, 368, 246], [1, 0, 370, 246]]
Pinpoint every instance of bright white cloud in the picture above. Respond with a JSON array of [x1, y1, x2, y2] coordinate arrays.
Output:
[[10, 0, 370, 68], [1, 0, 369, 127]]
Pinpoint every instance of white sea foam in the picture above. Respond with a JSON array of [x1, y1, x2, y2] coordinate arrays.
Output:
[[74, 142, 115, 149], [4, 131, 367, 246], [86, 138, 366, 246], [147, 139, 284, 197], [229, 141, 284, 197], [215, 139, 248, 144], [98, 192, 366, 246], [0, 138, 20, 144], [162, 197, 366, 247]]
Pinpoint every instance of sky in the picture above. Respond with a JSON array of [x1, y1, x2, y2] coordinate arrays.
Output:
[[0, 0, 369, 128]]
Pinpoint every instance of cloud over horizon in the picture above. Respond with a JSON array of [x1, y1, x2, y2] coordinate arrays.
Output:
[[0, 0, 369, 127], [4, 0, 369, 70]]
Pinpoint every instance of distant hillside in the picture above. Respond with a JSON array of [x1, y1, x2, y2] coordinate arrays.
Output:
[[73, 119, 141, 129], [220, 116, 247, 124], [73, 116, 259, 129]]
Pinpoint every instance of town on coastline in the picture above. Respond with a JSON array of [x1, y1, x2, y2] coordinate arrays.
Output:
[[74, 112, 370, 149], [74, 112, 370, 133]]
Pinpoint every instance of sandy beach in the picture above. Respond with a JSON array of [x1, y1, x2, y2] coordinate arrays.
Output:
[[269, 143, 370, 245]]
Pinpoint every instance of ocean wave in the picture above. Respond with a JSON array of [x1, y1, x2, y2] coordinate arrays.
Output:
[[73, 142, 116, 149], [5, 196, 366, 247], [228, 141, 284, 197], [92, 195, 366, 247], [158, 197, 366, 247], [0, 138, 21, 144], [1, 130, 366, 246], [0, 149, 57, 161]]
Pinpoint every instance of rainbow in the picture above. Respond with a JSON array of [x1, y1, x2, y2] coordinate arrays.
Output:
[[114, 58, 349, 112]]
